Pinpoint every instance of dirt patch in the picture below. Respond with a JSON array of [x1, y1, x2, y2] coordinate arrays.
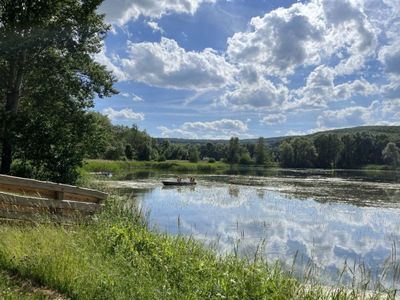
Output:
[[0, 270, 69, 300]]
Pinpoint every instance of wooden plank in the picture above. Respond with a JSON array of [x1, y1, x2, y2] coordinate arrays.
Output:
[[0, 192, 102, 213], [0, 182, 57, 199], [63, 192, 99, 203], [56, 191, 65, 201], [0, 175, 107, 200]]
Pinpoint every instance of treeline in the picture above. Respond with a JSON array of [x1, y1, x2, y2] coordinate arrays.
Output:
[[88, 115, 273, 165], [279, 133, 399, 168], [90, 118, 400, 170]]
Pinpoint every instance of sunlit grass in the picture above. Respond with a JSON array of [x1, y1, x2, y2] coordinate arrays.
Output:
[[0, 270, 49, 300], [82, 159, 229, 174], [0, 194, 387, 299]]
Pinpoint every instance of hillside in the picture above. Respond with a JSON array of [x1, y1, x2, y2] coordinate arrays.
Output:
[[156, 126, 400, 146]]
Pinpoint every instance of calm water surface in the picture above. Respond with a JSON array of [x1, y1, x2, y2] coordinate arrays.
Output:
[[109, 169, 400, 287]]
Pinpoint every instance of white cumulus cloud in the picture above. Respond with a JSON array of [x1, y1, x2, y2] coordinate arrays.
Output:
[[292, 65, 378, 109], [260, 114, 287, 125], [221, 76, 289, 110], [316, 101, 380, 128], [158, 119, 251, 139], [103, 107, 145, 121], [227, 1, 325, 76], [99, 0, 216, 26], [94, 46, 126, 81], [147, 21, 164, 33], [121, 38, 236, 91]]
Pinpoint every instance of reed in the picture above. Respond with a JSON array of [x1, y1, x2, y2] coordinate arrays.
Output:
[[0, 191, 396, 299]]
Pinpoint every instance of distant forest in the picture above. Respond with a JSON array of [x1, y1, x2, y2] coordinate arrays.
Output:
[[86, 113, 400, 170]]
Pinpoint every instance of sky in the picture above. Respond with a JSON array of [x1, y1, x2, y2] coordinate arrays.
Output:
[[94, 0, 400, 139]]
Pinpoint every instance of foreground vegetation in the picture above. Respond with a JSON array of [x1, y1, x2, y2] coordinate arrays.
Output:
[[0, 195, 393, 299], [0, 270, 51, 299]]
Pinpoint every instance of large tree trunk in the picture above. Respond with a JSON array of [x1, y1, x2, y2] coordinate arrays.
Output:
[[1, 54, 25, 174]]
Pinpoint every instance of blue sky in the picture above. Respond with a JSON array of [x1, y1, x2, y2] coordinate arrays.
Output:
[[94, 0, 400, 139]]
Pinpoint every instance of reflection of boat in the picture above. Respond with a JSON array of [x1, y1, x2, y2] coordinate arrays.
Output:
[[162, 181, 196, 186]]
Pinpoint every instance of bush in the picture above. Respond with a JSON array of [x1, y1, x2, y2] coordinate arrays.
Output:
[[239, 153, 253, 165], [208, 158, 216, 163]]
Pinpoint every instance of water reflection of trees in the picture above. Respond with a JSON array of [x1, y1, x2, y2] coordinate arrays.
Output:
[[228, 186, 240, 198]]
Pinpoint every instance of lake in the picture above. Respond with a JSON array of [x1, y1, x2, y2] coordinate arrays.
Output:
[[108, 168, 400, 288]]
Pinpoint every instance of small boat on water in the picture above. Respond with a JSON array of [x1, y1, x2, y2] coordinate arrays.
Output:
[[162, 181, 197, 186]]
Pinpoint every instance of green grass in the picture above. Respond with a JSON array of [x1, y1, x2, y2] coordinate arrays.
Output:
[[0, 270, 51, 299], [362, 164, 397, 171], [82, 159, 230, 174], [82, 159, 280, 177], [0, 195, 388, 299]]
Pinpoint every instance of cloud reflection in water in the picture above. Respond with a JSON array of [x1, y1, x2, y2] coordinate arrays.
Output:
[[135, 178, 400, 287]]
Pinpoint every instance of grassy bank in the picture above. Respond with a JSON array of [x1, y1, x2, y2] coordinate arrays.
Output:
[[362, 164, 397, 171], [83, 159, 394, 177], [83, 159, 230, 174], [0, 194, 386, 299], [0, 270, 53, 299]]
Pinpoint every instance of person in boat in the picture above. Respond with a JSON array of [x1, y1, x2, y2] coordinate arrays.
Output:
[[190, 177, 196, 183], [177, 176, 182, 183]]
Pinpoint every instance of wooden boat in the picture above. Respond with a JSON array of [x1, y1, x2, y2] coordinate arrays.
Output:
[[0, 174, 107, 221], [162, 181, 196, 186]]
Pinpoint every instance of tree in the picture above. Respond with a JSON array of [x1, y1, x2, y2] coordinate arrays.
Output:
[[188, 146, 200, 163], [353, 133, 374, 166], [279, 141, 294, 167], [239, 150, 252, 165], [227, 137, 240, 164], [372, 134, 390, 164], [338, 134, 355, 168], [314, 134, 343, 168], [84, 112, 113, 159], [0, 0, 116, 180], [291, 138, 317, 168], [382, 142, 400, 168], [254, 137, 269, 165], [136, 142, 151, 161], [125, 145, 133, 160], [14, 99, 114, 183]]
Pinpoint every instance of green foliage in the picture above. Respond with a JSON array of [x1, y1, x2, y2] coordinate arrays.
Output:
[[188, 146, 200, 163], [278, 132, 394, 169], [157, 154, 166, 162], [382, 142, 400, 167], [337, 133, 390, 168], [227, 137, 240, 164], [290, 138, 317, 168], [239, 152, 253, 165], [13, 103, 105, 183], [84, 112, 114, 159], [338, 134, 355, 169], [279, 141, 294, 167], [255, 137, 270, 165], [83, 159, 229, 174], [0, 271, 50, 299], [104, 145, 124, 161], [125, 144, 133, 160], [314, 134, 343, 168], [0, 195, 389, 299], [0, 0, 116, 182]]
